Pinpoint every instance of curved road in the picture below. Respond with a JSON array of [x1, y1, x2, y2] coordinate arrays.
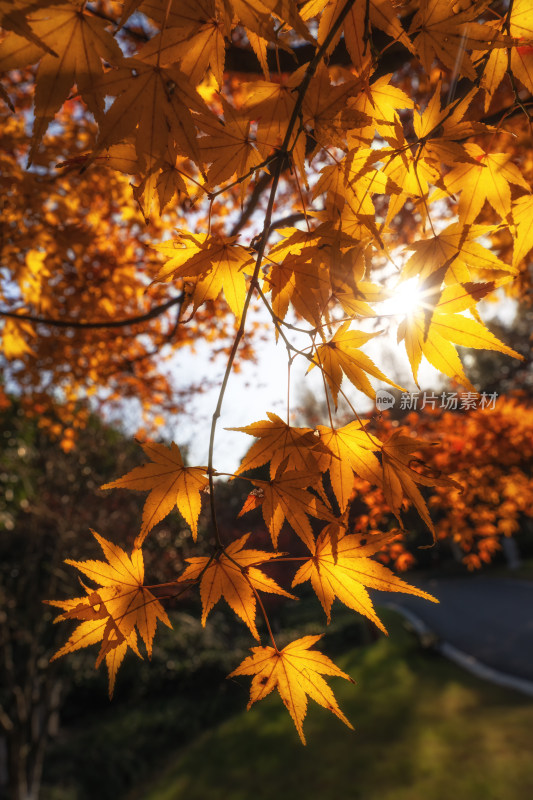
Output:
[[377, 575, 533, 684]]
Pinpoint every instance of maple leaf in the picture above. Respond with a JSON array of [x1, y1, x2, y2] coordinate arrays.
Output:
[[414, 84, 493, 164], [348, 74, 414, 145], [480, 0, 533, 98], [89, 57, 209, 170], [316, 422, 382, 512], [381, 136, 440, 224], [263, 228, 335, 326], [432, 144, 530, 224], [1, 317, 36, 359], [136, 0, 226, 86], [153, 233, 254, 320], [178, 533, 295, 639], [381, 430, 462, 538], [292, 527, 437, 631], [512, 194, 533, 267], [242, 70, 304, 156], [397, 287, 523, 391], [228, 635, 354, 744], [229, 412, 330, 478], [314, 148, 400, 238], [48, 531, 171, 695], [0, 0, 58, 55], [402, 222, 517, 286], [0, 3, 123, 163], [132, 142, 190, 219], [48, 588, 141, 697], [198, 99, 263, 189], [317, 0, 413, 73], [240, 470, 337, 550], [100, 441, 208, 546], [409, 0, 511, 82], [230, 0, 313, 44], [310, 322, 404, 407], [302, 64, 369, 151]]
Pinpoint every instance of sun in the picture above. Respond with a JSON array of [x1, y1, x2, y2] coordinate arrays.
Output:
[[382, 277, 425, 318]]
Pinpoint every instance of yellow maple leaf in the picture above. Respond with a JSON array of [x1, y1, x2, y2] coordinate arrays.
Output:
[[263, 228, 334, 325], [509, 0, 533, 94], [381, 137, 440, 224], [178, 533, 295, 639], [136, 0, 226, 86], [242, 70, 303, 156], [0, 3, 123, 163], [414, 84, 493, 163], [48, 531, 171, 695], [89, 57, 208, 170], [397, 289, 523, 391], [433, 143, 530, 224], [402, 222, 517, 285], [409, 0, 511, 82], [310, 321, 404, 407], [228, 634, 354, 744], [302, 64, 369, 151], [512, 194, 533, 267], [1, 317, 36, 359], [317, 0, 413, 73], [381, 430, 462, 538], [101, 441, 208, 546], [241, 470, 337, 550], [347, 74, 414, 145], [153, 233, 254, 320], [316, 422, 382, 512], [292, 526, 437, 630], [229, 412, 330, 477], [198, 99, 263, 189]]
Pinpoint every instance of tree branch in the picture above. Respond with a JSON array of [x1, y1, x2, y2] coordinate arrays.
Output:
[[0, 295, 184, 329]]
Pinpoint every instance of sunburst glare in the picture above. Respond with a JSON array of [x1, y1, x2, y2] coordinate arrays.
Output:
[[381, 277, 425, 318]]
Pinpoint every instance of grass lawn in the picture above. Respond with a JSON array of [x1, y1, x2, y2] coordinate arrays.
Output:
[[135, 610, 533, 800]]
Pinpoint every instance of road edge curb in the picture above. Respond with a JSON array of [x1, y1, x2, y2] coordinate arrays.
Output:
[[383, 602, 533, 698]]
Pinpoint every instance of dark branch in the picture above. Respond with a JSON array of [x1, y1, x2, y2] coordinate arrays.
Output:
[[0, 295, 184, 329], [230, 172, 273, 236]]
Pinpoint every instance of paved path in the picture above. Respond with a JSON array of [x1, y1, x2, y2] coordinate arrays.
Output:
[[377, 575, 533, 685]]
